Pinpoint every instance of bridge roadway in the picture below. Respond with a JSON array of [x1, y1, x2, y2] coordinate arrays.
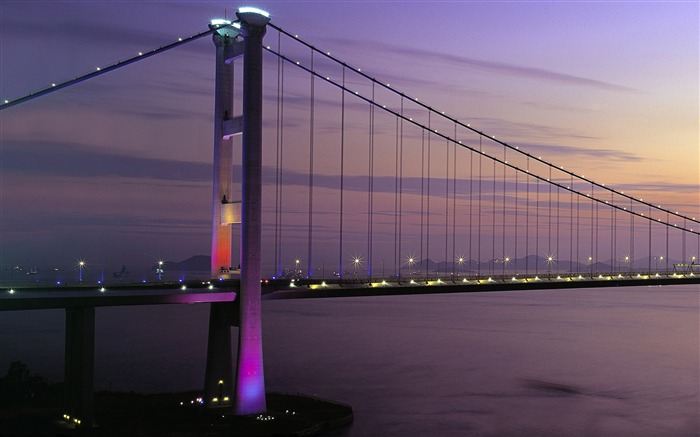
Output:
[[2, 272, 699, 311]]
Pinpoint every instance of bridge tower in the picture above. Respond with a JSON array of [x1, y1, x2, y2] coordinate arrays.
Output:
[[210, 19, 237, 279], [204, 7, 270, 416], [233, 7, 270, 415]]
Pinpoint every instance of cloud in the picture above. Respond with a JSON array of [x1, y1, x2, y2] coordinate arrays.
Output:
[[326, 38, 638, 92], [3, 211, 207, 234], [614, 182, 700, 195], [1, 3, 210, 59], [1, 137, 648, 198], [505, 142, 643, 162], [1, 140, 211, 182]]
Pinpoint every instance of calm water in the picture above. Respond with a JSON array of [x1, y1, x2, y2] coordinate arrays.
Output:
[[1, 285, 698, 436]]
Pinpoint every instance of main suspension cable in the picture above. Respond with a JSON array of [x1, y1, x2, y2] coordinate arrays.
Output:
[[1, 28, 216, 110]]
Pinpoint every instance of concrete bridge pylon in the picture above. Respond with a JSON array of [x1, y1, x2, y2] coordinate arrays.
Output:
[[204, 6, 270, 416]]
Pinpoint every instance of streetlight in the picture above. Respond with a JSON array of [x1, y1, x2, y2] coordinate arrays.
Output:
[[295, 259, 301, 278], [352, 256, 362, 276], [623, 255, 631, 273], [546, 255, 555, 274], [588, 256, 593, 275], [76, 259, 86, 282], [657, 255, 664, 272], [457, 256, 465, 277], [156, 260, 164, 280], [407, 256, 416, 278], [503, 256, 510, 276]]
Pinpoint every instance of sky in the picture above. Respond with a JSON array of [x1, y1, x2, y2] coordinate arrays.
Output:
[[0, 1, 698, 279]]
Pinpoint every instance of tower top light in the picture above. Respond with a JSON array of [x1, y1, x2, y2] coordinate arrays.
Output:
[[238, 7, 269, 17], [236, 7, 271, 27]]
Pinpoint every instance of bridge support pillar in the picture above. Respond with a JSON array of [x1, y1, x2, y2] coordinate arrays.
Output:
[[210, 19, 236, 279], [64, 307, 95, 429], [203, 301, 237, 407], [234, 8, 270, 416]]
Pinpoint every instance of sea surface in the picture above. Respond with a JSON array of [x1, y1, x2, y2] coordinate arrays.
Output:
[[1, 285, 698, 436]]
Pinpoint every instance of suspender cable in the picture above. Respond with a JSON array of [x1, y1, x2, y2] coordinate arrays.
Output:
[[556, 182, 560, 272], [681, 218, 685, 265], [514, 167, 519, 274], [594, 185, 599, 273], [469, 148, 474, 273], [426, 112, 432, 278], [612, 192, 616, 271], [452, 123, 457, 277], [648, 205, 652, 272], [277, 41, 286, 278], [394, 112, 400, 277], [548, 166, 552, 263], [274, 31, 283, 277], [535, 177, 540, 275], [477, 137, 483, 277], [590, 184, 595, 274], [492, 159, 496, 276], [420, 129, 426, 277], [338, 66, 346, 278], [666, 211, 670, 271], [575, 176, 580, 274], [502, 145, 507, 276], [307, 51, 316, 277], [398, 98, 404, 278], [367, 82, 375, 277], [445, 138, 449, 278], [525, 157, 530, 274], [631, 199, 635, 272], [570, 174, 574, 274]]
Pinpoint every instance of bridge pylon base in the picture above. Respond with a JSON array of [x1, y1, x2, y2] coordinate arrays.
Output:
[[203, 301, 238, 408]]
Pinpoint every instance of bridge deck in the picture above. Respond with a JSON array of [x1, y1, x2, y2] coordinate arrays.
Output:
[[1, 273, 697, 311], [0, 282, 235, 311]]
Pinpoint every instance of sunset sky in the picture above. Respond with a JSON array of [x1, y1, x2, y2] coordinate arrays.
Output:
[[1, 1, 697, 277]]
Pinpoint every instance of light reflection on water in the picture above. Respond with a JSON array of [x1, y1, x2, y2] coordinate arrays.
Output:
[[1, 285, 698, 436]]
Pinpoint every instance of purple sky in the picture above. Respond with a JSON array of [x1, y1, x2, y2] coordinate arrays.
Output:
[[1, 1, 698, 276]]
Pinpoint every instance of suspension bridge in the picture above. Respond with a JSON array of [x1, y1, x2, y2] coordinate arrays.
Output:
[[1, 6, 698, 431]]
